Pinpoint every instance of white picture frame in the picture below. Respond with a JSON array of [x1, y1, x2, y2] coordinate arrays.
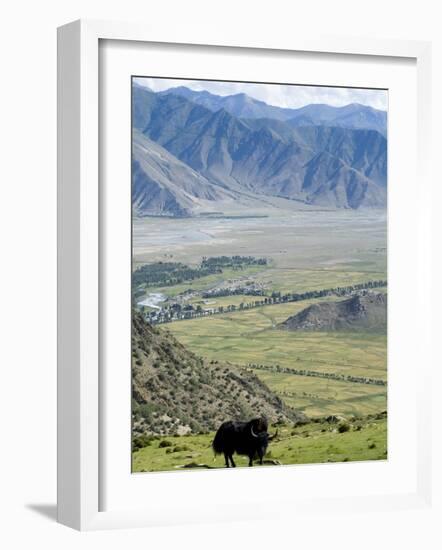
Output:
[[57, 19, 433, 531]]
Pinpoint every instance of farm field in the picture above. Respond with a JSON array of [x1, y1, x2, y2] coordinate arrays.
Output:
[[167, 304, 387, 418], [256, 268, 387, 294], [167, 301, 386, 380], [256, 371, 386, 417], [132, 415, 387, 473], [167, 299, 387, 378]]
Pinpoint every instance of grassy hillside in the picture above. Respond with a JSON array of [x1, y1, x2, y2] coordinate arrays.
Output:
[[133, 413, 387, 472]]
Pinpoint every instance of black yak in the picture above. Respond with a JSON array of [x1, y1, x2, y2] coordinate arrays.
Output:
[[212, 417, 278, 467]]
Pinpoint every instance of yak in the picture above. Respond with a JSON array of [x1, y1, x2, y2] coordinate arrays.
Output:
[[212, 417, 277, 467]]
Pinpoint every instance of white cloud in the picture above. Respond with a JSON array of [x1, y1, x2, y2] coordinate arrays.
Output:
[[133, 77, 387, 111]]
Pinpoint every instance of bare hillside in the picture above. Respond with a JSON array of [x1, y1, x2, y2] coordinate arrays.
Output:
[[279, 293, 387, 332]]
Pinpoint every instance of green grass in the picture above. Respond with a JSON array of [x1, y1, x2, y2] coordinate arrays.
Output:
[[256, 371, 386, 417], [132, 416, 387, 472]]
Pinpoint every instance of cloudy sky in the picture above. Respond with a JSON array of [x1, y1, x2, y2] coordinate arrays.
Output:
[[134, 77, 387, 111]]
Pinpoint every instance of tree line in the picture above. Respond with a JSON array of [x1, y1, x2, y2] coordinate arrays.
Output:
[[144, 280, 387, 324], [133, 255, 267, 289], [248, 363, 387, 387]]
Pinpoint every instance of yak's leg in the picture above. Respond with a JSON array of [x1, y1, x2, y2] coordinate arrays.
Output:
[[224, 452, 230, 468], [248, 455, 254, 467], [229, 454, 236, 467]]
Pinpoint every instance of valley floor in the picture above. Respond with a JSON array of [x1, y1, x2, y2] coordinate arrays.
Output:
[[166, 299, 387, 418]]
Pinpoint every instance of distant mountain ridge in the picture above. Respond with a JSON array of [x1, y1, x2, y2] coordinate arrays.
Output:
[[157, 85, 387, 136], [132, 84, 387, 216]]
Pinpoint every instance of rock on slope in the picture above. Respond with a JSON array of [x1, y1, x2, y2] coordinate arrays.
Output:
[[132, 313, 306, 436], [279, 293, 387, 332]]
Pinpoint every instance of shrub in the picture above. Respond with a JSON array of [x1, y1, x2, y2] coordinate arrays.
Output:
[[138, 403, 157, 421], [159, 440, 172, 448], [132, 434, 153, 452], [338, 423, 350, 433]]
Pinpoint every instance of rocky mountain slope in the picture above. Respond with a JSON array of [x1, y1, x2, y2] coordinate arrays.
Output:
[[278, 293, 387, 332], [132, 130, 237, 217], [132, 313, 306, 436]]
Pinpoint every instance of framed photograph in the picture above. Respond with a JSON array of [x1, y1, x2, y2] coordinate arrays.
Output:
[[57, 19, 433, 530]]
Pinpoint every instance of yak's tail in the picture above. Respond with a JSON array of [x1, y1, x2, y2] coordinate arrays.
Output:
[[212, 427, 224, 455]]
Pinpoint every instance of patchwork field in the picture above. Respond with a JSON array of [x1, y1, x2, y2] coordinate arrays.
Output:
[[166, 301, 387, 417]]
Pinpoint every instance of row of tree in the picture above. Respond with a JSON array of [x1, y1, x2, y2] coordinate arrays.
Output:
[[248, 363, 387, 387], [133, 255, 267, 289], [143, 280, 387, 324]]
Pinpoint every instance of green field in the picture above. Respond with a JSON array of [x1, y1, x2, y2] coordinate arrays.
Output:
[[132, 415, 387, 472], [256, 371, 386, 417], [166, 298, 387, 418], [168, 300, 387, 377], [256, 268, 387, 294]]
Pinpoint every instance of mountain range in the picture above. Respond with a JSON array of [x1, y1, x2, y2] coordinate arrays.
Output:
[[158, 86, 387, 136], [132, 83, 387, 217]]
